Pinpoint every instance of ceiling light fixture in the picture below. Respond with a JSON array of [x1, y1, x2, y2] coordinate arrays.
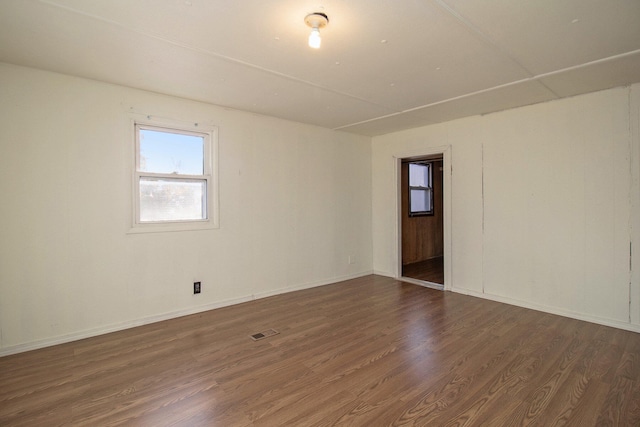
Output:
[[304, 12, 329, 49]]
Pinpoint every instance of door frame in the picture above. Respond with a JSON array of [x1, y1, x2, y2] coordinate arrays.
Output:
[[394, 145, 452, 291]]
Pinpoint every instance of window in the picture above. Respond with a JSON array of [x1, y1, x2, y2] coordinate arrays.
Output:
[[133, 122, 217, 230], [408, 162, 433, 216]]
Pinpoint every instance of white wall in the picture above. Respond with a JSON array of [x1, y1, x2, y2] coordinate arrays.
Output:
[[0, 63, 373, 354], [373, 85, 640, 331], [2, 63, 638, 355]]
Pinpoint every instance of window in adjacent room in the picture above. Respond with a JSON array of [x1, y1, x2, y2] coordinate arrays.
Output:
[[408, 161, 433, 216], [133, 123, 217, 230]]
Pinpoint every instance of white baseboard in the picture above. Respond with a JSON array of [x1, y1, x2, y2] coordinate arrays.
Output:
[[451, 286, 640, 334], [252, 270, 374, 300], [372, 273, 640, 333], [371, 273, 640, 333], [7, 270, 634, 357], [0, 295, 252, 357], [373, 270, 395, 278], [0, 270, 374, 357]]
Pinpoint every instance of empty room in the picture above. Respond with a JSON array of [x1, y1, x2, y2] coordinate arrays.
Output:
[[1, 0, 640, 425]]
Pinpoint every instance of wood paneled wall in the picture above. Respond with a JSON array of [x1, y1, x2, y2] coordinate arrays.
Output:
[[401, 159, 443, 265]]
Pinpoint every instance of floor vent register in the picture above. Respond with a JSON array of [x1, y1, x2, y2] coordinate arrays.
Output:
[[250, 328, 280, 341]]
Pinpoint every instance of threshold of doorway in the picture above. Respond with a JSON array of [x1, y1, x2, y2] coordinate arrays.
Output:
[[398, 276, 444, 291]]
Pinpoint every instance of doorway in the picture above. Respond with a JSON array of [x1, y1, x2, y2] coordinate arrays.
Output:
[[400, 155, 445, 288]]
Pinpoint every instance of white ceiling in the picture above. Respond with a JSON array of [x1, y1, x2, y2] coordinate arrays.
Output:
[[1, 0, 639, 136]]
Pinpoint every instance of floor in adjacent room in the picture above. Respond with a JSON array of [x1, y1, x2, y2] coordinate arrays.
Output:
[[402, 256, 444, 284], [1, 274, 639, 426]]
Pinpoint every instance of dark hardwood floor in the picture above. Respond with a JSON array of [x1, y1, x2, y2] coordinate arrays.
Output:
[[1, 275, 639, 426], [403, 256, 444, 284]]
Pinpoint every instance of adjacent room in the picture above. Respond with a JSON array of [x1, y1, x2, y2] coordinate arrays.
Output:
[[1, 0, 640, 425]]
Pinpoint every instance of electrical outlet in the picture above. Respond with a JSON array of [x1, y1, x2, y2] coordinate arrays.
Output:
[[348, 255, 356, 264], [193, 281, 201, 294]]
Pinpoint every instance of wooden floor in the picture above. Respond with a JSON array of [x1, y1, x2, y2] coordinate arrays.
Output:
[[1, 275, 639, 426], [403, 256, 444, 284]]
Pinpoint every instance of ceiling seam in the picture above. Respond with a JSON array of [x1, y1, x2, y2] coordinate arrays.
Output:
[[333, 78, 536, 130], [37, 0, 399, 114], [533, 49, 640, 79], [432, 0, 583, 99], [432, 0, 539, 79], [334, 48, 640, 131]]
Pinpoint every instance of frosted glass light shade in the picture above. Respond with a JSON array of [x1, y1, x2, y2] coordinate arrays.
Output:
[[309, 28, 321, 48]]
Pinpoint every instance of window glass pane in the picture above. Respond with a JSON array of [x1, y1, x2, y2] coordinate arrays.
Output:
[[139, 178, 206, 222], [409, 163, 429, 187], [410, 189, 432, 213], [139, 129, 204, 175], [410, 189, 427, 212]]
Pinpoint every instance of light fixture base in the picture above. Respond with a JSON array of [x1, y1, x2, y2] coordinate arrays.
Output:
[[305, 12, 329, 29]]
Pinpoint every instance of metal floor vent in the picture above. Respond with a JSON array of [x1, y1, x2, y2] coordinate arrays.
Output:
[[250, 328, 279, 341]]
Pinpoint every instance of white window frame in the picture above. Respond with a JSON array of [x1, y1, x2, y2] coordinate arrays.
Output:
[[130, 119, 219, 233]]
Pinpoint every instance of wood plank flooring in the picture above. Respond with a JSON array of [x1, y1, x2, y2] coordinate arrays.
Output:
[[1, 275, 639, 426]]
